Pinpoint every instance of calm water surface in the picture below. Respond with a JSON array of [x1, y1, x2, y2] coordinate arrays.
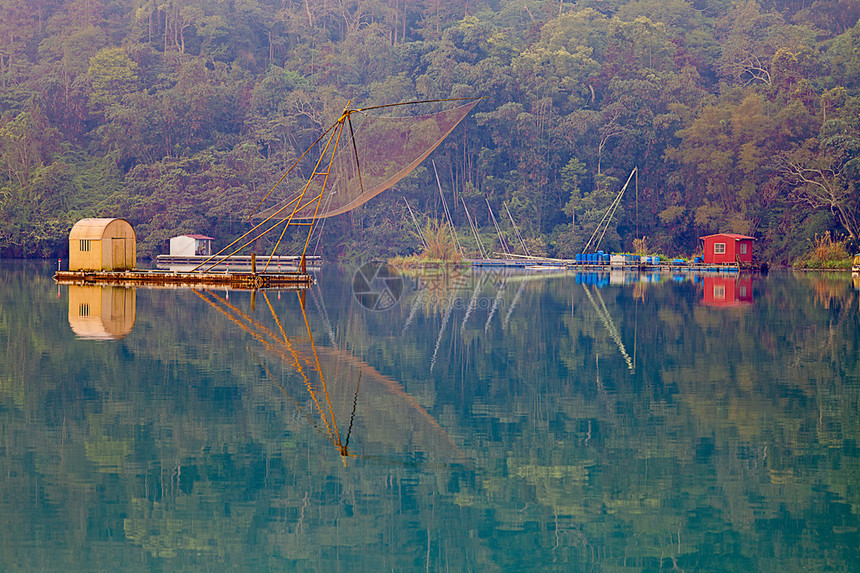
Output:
[[1, 261, 859, 572]]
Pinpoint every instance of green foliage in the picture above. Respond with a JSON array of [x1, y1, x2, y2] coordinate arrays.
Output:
[[87, 47, 140, 109], [0, 0, 856, 266]]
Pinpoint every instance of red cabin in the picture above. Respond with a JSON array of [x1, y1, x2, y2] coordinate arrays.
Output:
[[700, 233, 755, 265]]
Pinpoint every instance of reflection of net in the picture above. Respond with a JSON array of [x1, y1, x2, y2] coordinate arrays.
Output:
[[257, 100, 479, 220]]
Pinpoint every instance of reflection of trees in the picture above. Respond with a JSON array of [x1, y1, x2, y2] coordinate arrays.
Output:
[[124, 493, 255, 559], [363, 270, 860, 569], [2, 265, 860, 569]]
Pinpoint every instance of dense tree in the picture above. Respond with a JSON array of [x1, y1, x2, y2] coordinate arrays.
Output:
[[0, 0, 857, 261]]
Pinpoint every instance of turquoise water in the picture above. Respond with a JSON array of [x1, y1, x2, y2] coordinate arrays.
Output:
[[1, 261, 859, 572]]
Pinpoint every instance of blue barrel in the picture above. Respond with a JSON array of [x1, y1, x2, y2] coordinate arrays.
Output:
[[654, 255, 660, 264], [575, 254, 582, 264]]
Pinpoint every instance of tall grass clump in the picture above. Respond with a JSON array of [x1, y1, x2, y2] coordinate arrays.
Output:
[[419, 219, 463, 262], [390, 219, 464, 267], [794, 232, 852, 269]]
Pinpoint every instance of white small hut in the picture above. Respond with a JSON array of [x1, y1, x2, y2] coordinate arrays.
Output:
[[169, 234, 214, 256]]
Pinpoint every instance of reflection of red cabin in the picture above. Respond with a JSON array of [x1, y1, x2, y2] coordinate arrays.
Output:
[[702, 276, 753, 307], [701, 233, 755, 264]]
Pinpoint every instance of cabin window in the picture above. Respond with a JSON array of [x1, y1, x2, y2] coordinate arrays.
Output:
[[740, 243, 747, 254], [714, 285, 726, 299], [80, 239, 91, 252], [714, 243, 726, 254], [79, 303, 90, 317]]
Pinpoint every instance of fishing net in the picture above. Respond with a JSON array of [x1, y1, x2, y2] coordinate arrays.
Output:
[[255, 99, 480, 220]]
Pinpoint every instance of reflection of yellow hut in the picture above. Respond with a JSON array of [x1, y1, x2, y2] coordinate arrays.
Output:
[[68, 285, 136, 340], [69, 218, 136, 271]]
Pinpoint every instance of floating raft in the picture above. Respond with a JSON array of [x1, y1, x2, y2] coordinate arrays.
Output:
[[468, 256, 741, 273], [155, 254, 321, 271], [54, 269, 313, 290]]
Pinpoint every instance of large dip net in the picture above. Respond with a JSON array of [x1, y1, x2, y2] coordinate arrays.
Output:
[[193, 98, 480, 273], [255, 98, 481, 220]]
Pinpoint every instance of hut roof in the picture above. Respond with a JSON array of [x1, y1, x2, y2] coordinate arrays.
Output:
[[182, 234, 214, 240], [700, 233, 756, 241], [69, 218, 131, 240]]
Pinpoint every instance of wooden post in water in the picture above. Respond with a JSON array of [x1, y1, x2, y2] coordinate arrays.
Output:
[[252, 253, 257, 274]]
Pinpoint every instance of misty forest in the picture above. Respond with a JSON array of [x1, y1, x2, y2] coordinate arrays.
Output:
[[0, 0, 858, 264]]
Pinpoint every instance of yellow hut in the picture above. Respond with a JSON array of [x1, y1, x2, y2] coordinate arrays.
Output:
[[68, 218, 136, 271]]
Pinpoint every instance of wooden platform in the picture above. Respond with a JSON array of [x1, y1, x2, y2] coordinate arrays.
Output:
[[468, 257, 741, 273], [155, 254, 322, 271], [54, 269, 313, 290]]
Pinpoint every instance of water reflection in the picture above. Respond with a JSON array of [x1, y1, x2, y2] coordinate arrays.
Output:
[[195, 288, 463, 466], [68, 285, 136, 339], [700, 276, 754, 307], [3, 263, 860, 571]]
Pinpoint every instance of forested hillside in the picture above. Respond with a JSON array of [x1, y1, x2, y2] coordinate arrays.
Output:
[[0, 0, 858, 263]]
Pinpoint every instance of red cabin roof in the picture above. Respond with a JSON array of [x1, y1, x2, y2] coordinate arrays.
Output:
[[700, 233, 756, 241]]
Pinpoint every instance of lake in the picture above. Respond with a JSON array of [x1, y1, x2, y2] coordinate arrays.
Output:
[[1, 260, 859, 572]]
